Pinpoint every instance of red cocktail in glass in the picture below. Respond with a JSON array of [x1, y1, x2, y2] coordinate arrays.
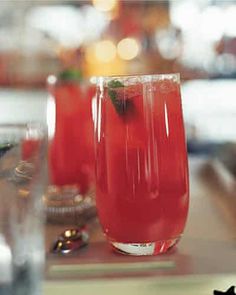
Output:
[[22, 139, 40, 160], [95, 74, 189, 255], [48, 78, 95, 195]]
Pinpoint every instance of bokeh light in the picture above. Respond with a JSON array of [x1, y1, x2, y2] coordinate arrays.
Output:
[[199, 6, 223, 41], [117, 38, 140, 60], [224, 5, 236, 37], [95, 40, 116, 63], [92, 0, 117, 12]]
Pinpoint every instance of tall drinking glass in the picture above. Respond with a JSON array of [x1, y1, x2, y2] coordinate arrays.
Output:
[[46, 76, 96, 226], [95, 74, 189, 256], [0, 123, 47, 294]]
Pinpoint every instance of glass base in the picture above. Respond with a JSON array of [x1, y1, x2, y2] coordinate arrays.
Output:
[[110, 237, 180, 256], [43, 185, 96, 225]]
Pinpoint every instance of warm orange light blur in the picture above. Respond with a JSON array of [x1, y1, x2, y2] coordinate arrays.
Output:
[[84, 43, 126, 77], [92, 0, 117, 12], [95, 40, 116, 63], [117, 38, 140, 60]]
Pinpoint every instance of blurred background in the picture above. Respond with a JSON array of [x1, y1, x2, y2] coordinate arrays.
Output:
[[0, 0, 236, 152], [1, 0, 236, 84]]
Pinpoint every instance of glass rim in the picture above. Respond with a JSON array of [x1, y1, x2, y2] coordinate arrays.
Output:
[[0, 122, 47, 139], [47, 75, 96, 87], [0, 122, 45, 130], [97, 73, 180, 86]]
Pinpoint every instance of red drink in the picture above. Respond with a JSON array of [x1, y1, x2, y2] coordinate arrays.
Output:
[[21, 125, 44, 160], [48, 82, 95, 194], [22, 139, 40, 160], [95, 74, 189, 255]]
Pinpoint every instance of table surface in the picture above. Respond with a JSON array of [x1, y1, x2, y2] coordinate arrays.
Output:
[[44, 156, 236, 295]]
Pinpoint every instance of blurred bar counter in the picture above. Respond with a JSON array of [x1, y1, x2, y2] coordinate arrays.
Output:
[[44, 156, 236, 295]]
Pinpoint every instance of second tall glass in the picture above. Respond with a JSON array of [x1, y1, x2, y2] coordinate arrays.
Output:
[[46, 76, 96, 225]]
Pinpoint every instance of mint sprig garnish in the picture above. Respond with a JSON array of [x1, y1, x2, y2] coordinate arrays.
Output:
[[59, 69, 82, 82], [107, 80, 133, 115], [108, 80, 124, 88]]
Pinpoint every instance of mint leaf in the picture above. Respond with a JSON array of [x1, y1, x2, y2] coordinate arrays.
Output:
[[107, 80, 124, 88], [59, 69, 82, 82], [107, 79, 130, 115]]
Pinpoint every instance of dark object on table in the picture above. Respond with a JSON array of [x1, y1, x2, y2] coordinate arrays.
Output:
[[187, 140, 219, 155], [214, 286, 236, 295], [0, 143, 14, 157], [215, 143, 236, 178]]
